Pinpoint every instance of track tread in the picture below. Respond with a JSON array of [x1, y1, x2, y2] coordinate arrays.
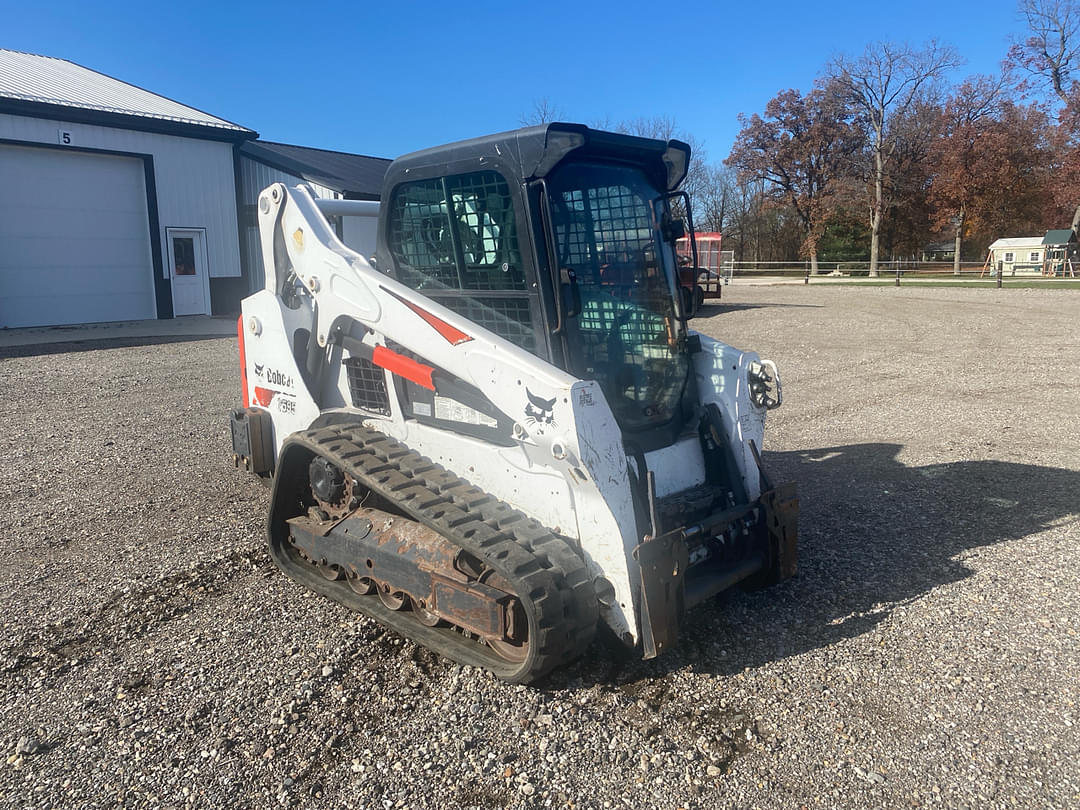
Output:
[[267, 424, 598, 683]]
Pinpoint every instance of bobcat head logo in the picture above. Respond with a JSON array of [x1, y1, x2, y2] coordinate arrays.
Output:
[[524, 389, 556, 433], [253, 363, 265, 378]]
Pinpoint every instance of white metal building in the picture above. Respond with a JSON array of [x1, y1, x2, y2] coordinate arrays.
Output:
[[0, 49, 389, 329]]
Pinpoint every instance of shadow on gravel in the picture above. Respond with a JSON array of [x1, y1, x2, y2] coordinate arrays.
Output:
[[0, 334, 232, 359], [548, 443, 1080, 689], [696, 301, 824, 315]]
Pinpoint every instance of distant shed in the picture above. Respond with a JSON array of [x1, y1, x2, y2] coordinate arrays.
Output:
[[986, 236, 1045, 275]]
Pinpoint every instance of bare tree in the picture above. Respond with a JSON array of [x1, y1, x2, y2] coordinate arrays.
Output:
[[613, 116, 710, 223], [695, 165, 738, 233], [829, 41, 962, 275], [723, 176, 770, 263], [1012, 0, 1080, 231], [1013, 0, 1080, 104], [520, 97, 563, 126]]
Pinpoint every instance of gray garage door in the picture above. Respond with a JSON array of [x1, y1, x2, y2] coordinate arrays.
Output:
[[0, 143, 156, 328]]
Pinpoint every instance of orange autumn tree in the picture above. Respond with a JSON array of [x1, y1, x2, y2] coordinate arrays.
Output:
[[929, 77, 1053, 271], [726, 82, 861, 273]]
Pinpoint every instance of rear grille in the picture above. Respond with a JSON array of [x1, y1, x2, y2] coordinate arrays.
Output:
[[345, 356, 391, 414]]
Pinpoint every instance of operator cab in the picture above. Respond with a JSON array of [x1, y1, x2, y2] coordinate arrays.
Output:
[[376, 123, 698, 449]]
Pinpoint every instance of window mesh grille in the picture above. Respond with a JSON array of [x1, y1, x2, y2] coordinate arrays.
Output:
[[556, 185, 653, 283], [547, 163, 687, 429], [436, 296, 536, 353], [344, 356, 391, 414], [388, 171, 525, 292], [388, 179, 459, 288]]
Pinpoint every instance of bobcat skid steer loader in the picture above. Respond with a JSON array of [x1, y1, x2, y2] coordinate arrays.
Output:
[[230, 123, 797, 683]]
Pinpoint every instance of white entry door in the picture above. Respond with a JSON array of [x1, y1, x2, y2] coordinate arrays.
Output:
[[168, 228, 209, 316]]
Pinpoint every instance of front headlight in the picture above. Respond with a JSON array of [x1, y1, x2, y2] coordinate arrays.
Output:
[[747, 360, 782, 410]]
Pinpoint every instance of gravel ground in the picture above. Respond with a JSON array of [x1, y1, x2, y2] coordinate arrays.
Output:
[[1, 286, 1078, 810]]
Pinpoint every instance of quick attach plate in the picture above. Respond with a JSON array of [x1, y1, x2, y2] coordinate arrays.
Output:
[[632, 533, 689, 659]]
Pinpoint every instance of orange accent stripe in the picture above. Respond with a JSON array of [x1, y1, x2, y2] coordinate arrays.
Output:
[[385, 289, 473, 345], [237, 316, 250, 408], [372, 345, 436, 391]]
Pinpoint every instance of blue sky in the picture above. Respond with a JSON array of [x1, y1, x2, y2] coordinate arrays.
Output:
[[3, 0, 1027, 164]]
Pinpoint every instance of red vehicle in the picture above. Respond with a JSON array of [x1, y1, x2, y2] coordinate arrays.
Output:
[[676, 232, 724, 315]]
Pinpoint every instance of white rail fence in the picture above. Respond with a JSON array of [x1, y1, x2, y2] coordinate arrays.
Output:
[[710, 260, 1078, 279]]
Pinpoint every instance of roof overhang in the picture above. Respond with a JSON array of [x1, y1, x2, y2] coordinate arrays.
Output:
[[0, 97, 257, 143], [239, 140, 348, 192]]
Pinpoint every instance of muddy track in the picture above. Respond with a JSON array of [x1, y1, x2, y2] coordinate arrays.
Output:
[[268, 425, 599, 683]]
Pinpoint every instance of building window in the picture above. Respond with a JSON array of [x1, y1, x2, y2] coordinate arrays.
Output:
[[1030, 251, 1041, 262], [1003, 252, 1014, 262], [173, 237, 196, 275]]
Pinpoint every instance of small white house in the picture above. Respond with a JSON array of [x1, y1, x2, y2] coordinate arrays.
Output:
[[986, 237, 1045, 276]]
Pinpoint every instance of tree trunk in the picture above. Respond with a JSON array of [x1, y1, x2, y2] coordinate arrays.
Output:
[[805, 221, 821, 275], [1071, 201, 1080, 235], [869, 224, 880, 277], [953, 207, 964, 276], [869, 136, 884, 278]]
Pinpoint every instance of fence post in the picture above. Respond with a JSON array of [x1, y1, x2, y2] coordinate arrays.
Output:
[[895, 265, 901, 287], [997, 261, 1003, 289]]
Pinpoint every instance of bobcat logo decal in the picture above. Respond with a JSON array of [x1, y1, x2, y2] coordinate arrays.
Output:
[[524, 389, 557, 433], [253, 362, 265, 378]]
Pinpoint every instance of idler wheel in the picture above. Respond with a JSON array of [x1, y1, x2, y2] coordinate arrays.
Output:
[[308, 457, 345, 504]]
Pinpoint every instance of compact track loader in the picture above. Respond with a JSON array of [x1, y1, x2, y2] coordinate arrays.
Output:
[[230, 123, 797, 683]]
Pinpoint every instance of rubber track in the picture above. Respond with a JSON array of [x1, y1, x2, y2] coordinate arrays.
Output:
[[267, 424, 598, 683]]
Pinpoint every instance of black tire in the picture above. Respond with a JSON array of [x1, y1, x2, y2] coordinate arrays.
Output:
[[680, 286, 694, 318]]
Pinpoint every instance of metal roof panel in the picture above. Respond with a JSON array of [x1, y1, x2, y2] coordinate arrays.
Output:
[[1042, 229, 1076, 245], [0, 49, 253, 134], [240, 140, 390, 196]]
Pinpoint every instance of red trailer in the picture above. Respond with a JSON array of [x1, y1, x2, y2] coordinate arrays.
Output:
[[676, 232, 725, 315]]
